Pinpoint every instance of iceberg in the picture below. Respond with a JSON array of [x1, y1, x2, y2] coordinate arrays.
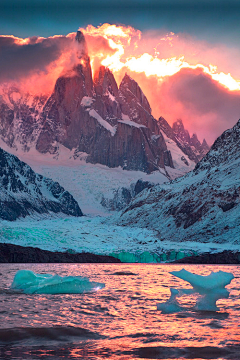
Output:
[[11, 270, 105, 294], [157, 269, 234, 313]]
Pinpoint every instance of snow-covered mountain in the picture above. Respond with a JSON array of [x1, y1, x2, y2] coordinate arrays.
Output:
[[0, 147, 82, 220], [0, 31, 204, 176], [112, 119, 240, 244]]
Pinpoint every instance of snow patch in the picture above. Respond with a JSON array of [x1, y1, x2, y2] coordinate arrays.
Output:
[[118, 120, 146, 129], [89, 109, 116, 136], [107, 91, 116, 102], [80, 96, 94, 108]]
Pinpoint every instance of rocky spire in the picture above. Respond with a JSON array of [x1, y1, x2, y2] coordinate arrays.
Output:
[[190, 133, 202, 151], [172, 119, 191, 143], [75, 30, 88, 59], [201, 138, 210, 152], [119, 73, 152, 114], [94, 66, 119, 97]]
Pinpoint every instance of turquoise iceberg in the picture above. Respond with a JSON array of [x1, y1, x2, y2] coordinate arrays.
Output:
[[11, 270, 105, 294]]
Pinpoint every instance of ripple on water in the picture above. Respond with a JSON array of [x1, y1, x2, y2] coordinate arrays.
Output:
[[0, 263, 239, 360]]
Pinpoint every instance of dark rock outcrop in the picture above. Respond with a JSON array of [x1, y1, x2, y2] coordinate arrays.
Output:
[[171, 250, 240, 264], [0, 147, 83, 220], [101, 179, 155, 211], [0, 243, 120, 263]]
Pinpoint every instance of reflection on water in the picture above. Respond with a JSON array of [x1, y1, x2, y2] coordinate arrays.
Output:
[[0, 264, 240, 359]]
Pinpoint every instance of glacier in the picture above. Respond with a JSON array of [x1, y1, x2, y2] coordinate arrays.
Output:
[[11, 270, 105, 294], [157, 269, 234, 313]]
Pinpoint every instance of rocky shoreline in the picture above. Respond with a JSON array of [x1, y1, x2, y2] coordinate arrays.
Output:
[[171, 250, 240, 264], [1, 243, 239, 264], [0, 243, 121, 263]]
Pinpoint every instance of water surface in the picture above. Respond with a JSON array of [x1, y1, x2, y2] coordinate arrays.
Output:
[[0, 264, 240, 359]]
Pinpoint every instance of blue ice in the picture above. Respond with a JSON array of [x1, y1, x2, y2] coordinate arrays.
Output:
[[11, 270, 105, 294], [157, 268, 234, 313]]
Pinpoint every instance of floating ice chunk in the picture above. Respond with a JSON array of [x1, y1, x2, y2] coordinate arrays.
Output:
[[157, 288, 184, 313], [171, 269, 234, 292], [11, 270, 105, 295], [157, 269, 234, 313]]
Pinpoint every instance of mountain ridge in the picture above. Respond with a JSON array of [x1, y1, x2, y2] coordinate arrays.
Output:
[[0, 31, 208, 175]]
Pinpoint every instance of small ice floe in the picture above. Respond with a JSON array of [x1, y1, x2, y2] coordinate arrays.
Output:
[[157, 268, 234, 313], [11, 270, 105, 294]]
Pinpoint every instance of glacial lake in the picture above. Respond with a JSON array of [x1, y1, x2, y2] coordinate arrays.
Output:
[[0, 264, 240, 360]]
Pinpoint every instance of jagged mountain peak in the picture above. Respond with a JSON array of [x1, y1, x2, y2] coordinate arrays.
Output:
[[190, 133, 202, 151], [0, 46, 202, 176], [75, 30, 85, 43], [202, 138, 209, 147], [159, 117, 207, 164], [119, 73, 151, 114], [172, 119, 190, 142], [75, 30, 89, 59], [191, 133, 199, 140], [94, 66, 119, 98], [174, 118, 184, 127]]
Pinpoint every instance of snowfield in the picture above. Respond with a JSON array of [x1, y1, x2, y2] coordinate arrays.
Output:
[[2, 144, 171, 216]]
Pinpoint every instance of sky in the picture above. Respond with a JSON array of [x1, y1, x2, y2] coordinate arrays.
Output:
[[0, 0, 240, 143], [1, 0, 239, 46]]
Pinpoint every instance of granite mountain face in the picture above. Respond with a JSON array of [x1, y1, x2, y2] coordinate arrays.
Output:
[[0, 31, 208, 175]]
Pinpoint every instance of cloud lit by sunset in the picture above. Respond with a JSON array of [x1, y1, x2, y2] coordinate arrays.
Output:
[[1, 23, 240, 142], [82, 23, 240, 92]]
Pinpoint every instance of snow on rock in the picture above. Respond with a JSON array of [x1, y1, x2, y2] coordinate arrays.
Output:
[[118, 120, 146, 129], [89, 109, 117, 136], [112, 119, 240, 246], [107, 91, 116, 102], [161, 130, 195, 176], [80, 96, 94, 107]]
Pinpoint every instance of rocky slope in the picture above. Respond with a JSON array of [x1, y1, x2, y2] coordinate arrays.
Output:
[[0, 31, 203, 175], [0, 147, 82, 220], [112, 120, 240, 244], [0, 243, 120, 263]]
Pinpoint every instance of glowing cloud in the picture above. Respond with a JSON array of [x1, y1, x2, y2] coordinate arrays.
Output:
[[81, 23, 240, 92]]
